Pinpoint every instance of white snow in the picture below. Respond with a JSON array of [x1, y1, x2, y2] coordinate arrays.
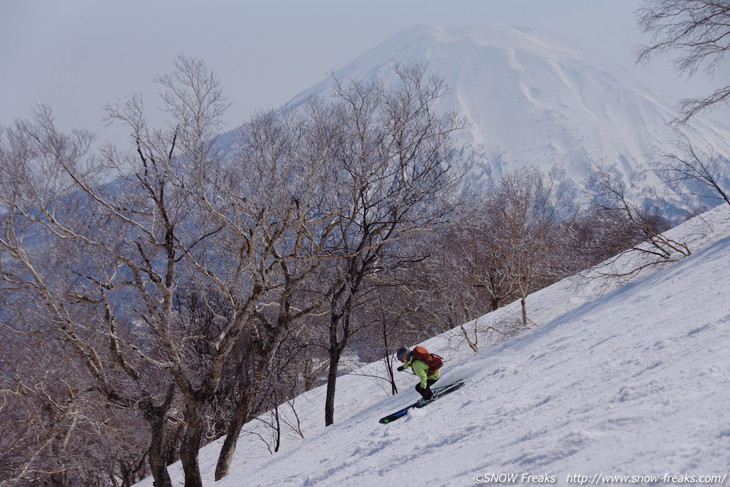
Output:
[[136, 204, 730, 486]]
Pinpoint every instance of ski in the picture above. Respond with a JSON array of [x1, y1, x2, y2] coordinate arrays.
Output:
[[379, 379, 466, 424]]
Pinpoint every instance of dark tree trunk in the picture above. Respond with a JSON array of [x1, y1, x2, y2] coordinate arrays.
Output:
[[147, 415, 173, 487], [214, 393, 251, 480], [521, 296, 528, 326], [324, 346, 342, 426], [143, 385, 176, 487], [179, 402, 206, 487]]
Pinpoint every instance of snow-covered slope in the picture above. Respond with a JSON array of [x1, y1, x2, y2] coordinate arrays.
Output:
[[285, 25, 730, 211], [137, 204, 730, 486]]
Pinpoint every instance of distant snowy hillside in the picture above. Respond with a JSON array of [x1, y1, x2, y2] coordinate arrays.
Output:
[[285, 25, 730, 212], [136, 204, 730, 486]]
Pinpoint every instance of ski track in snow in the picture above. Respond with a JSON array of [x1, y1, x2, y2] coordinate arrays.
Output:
[[133, 205, 730, 486]]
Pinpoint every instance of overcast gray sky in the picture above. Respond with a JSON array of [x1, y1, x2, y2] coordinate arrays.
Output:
[[2, 0, 727, 146]]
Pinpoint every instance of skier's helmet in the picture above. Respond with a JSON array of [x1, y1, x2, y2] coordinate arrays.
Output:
[[396, 346, 410, 362]]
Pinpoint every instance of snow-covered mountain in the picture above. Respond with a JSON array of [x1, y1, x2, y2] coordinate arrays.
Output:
[[286, 25, 730, 212], [135, 203, 730, 486]]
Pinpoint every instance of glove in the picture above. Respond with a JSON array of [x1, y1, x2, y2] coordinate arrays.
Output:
[[397, 365, 405, 372]]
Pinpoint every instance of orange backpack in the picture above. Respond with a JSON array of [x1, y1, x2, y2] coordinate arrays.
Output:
[[411, 345, 444, 375]]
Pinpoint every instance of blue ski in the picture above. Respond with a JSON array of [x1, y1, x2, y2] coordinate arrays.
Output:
[[379, 380, 466, 424]]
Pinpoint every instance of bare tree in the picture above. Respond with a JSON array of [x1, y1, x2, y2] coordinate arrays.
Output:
[[0, 104, 166, 486], [375, 220, 497, 355], [488, 169, 577, 326], [588, 163, 690, 277], [0, 240, 151, 487], [0, 97, 191, 487], [0, 55, 299, 487], [212, 108, 336, 480], [567, 206, 647, 272], [309, 64, 465, 426], [636, 0, 730, 122], [657, 137, 730, 207]]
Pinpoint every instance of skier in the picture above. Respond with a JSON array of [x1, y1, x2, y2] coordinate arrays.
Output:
[[396, 346, 441, 407]]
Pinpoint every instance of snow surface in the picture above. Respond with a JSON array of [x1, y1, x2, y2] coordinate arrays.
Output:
[[136, 204, 730, 486]]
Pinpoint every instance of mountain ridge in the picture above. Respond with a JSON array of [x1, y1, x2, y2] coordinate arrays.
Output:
[[281, 24, 730, 212]]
